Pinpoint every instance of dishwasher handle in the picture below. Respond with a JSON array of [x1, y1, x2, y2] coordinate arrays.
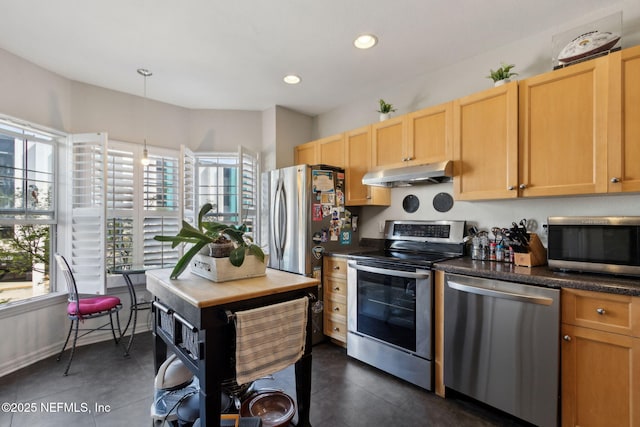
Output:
[[447, 280, 553, 306]]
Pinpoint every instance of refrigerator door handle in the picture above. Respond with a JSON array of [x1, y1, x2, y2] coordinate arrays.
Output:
[[273, 176, 287, 261], [272, 177, 281, 260]]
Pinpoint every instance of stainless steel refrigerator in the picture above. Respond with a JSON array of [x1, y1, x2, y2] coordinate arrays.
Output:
[[261, 164, 359, 343]]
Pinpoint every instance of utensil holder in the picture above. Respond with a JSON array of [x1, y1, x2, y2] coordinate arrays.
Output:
[[513, 233, 547, 267]]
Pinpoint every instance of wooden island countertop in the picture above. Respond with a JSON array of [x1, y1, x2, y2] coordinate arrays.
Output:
[[146, 267, 319, 308]]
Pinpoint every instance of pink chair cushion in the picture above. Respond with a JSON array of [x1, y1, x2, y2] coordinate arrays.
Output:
[[68, 296, 121, 316]]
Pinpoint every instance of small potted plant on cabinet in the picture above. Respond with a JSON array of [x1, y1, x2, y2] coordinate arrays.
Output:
[[487, 63, 518, 87], [377, 99, 396, 121], [154, 203, 265, 281]]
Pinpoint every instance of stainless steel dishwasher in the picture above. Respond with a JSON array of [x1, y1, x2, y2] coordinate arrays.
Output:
[[444, 273, 560, 427]]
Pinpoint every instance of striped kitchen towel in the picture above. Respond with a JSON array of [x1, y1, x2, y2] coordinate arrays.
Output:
[[234, 296, 308, 385]]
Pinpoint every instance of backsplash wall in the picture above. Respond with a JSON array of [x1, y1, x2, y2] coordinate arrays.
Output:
[[357, 183, 639, 246]]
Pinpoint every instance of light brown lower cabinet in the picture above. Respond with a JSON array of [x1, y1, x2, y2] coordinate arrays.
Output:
[[561, 288, 640, 427], [323, 256, 347, 346]]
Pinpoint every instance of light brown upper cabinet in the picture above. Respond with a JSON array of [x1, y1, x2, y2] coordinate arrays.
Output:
[[453, 81, 519, 200], [519, 55, 609, 197], [608, 45, 640, 193], [316, 133, 345, 168], [344, 125, 390, 206], [371, 103, 453, 169], [406, 102, 454, 165], [294, 140, 318, 165], [294, 133, 344, 168], [371, 116, 405, 168]]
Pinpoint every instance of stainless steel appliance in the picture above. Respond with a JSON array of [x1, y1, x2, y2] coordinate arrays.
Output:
[[547, 216, 640, 276], [261, 164, 359, 343], [444, 273, 560, 427], [361, 160, 453, 187], [346, 219, 466, 390]]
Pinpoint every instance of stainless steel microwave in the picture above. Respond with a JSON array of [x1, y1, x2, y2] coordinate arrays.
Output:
[[547, 216, 640, 276]]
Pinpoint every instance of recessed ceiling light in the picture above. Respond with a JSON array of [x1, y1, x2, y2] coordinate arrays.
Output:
[[354, 34, 378, 49], [283, 74, 301, 84]]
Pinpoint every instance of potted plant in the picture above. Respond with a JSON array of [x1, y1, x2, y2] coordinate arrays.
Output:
[[377, 99, 396, 121], [154, 203, 265, 280], [487, 63, 518, 87]]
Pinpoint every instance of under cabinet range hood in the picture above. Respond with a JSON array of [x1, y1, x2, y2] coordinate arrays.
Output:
[[362, 161, 453, 187]]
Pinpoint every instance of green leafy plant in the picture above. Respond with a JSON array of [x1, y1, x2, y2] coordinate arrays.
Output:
[[487, 63, 518, 82], [154, 203, 265, 279], [376, 99, 396, 114]]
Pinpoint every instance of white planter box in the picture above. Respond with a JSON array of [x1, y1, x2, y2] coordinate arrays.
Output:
[[190, 254, 267, 282]]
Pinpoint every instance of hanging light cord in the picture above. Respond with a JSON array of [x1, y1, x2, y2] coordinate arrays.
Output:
[[138, 68, 152, 166]]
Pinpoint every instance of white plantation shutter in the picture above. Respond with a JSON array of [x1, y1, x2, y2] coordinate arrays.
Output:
[[106, 144, 135, 270], [182, 145, 196, 227], [239, 146, 259, 236], [142, 151, 180, 267], [143, 216, 180, 266], [70, 132, 107, 294]]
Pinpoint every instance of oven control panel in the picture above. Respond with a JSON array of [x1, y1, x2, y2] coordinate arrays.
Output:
[[384, 220, 466, 244]]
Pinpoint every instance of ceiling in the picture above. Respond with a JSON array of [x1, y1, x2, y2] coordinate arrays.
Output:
[[0, 0, 615, 116]]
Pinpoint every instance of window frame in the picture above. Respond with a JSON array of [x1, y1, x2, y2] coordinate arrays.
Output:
[[0, 114, 65, 309]]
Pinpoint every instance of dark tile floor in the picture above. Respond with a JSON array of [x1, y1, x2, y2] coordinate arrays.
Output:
[[0, 333, 528, 427]]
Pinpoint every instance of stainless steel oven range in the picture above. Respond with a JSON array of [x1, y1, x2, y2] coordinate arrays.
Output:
[[346, 219, 466, 390]]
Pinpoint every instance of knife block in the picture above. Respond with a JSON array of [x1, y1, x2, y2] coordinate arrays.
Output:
[[513, 233, 547, 267]]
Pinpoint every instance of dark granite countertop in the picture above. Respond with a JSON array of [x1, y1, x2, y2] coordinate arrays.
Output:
[[435, 257, 640, 296]]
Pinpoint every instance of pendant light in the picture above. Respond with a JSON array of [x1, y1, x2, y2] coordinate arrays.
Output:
[[138, 68, 152, 166]]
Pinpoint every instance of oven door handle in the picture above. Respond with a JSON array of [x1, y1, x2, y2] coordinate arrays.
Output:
[[347, 260, 430, 279]]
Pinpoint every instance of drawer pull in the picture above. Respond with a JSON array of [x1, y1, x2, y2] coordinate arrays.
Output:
[[333, 286, 340, 291], [333, 327, 340, 332], [333, 266, 340, 270], [333, 307, 340, 312], [563, 335, 572, 342], [596, 308, 606, 315]]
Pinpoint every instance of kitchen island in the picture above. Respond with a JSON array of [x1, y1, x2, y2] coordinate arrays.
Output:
[[146, 267, 319, 427]]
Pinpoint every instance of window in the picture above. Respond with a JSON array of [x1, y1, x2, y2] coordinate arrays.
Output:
[[0, 118, 60, 305], [140, 152, 180, 267], [104, 141, 181, 272], [196, 147, 259, 236], [67, 135, 258, 292]]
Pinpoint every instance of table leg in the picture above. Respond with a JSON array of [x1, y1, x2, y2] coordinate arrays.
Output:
[[122, 273, 138, 357], [199, 324, 225, 427], [152, 323, 167, 374], [294, 353, 313, 427]]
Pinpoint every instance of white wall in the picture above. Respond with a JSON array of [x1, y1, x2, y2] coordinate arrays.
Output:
[[313, 3, 640, 138], [358, 183, 640, 247], [0, 285, 151, 377], [313, 2, 640, 241], [0, 48, 71, 130], [0, 48, 266, 376], [274, 106, 313, 169]]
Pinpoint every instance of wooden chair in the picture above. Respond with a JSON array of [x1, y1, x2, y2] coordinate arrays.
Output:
[[55, 253, 123, 375]]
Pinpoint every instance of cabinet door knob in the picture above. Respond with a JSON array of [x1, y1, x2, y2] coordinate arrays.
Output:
[[333, 287, 340, 291], [333, 265, 340, 270], [333, 306, 340, 312], [610, 177, 621, 183], [519, 184, 527, 189], [563, 335, 572, 341], [333, 327, 340, 332], [508, 186, 515, 191], [596, 308, 606, 315]]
